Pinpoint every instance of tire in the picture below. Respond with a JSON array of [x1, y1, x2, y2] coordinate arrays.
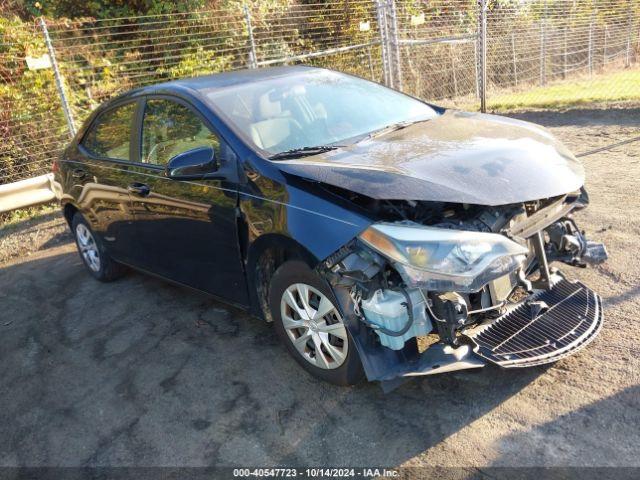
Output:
[[71, 213, 126, 282], [269, 261, 365, 386]]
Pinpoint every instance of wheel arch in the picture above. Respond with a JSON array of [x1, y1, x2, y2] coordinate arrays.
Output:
[[62, 200, 79, 228], [246, 233, 318, 322]]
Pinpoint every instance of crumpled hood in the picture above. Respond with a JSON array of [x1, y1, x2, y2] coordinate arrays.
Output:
[[274, 110, 585, 206]]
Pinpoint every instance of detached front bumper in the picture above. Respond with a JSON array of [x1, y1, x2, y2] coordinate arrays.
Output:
[[465, 278, 603, 367], [333, 276, 604, 387], [385, 278, 603, 381]]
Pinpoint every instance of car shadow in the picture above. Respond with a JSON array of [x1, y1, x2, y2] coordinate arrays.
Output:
[[603, 286, 640, 308], [0, 250, 547, 467]]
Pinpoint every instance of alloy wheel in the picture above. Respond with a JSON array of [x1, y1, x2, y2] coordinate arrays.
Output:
[[75, 223, 101, 272], [280, 283, 348, 370]]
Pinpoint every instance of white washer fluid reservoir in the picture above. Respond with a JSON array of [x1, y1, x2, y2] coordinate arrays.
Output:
[[360, 289, 433, 350]]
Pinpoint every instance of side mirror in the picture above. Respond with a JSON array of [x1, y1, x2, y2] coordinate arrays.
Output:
[[165, 146, 217, 180]]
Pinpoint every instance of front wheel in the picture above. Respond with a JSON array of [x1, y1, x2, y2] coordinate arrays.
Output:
[[269, 261, 365, 386], [72, 213, 125, 282]]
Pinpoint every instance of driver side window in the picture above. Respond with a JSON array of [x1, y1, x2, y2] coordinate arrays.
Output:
[[141, 99, 220, 166]]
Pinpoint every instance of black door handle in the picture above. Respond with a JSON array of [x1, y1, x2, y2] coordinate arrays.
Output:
[[72, 168, 87, 179], [127, 182, 151, 196]]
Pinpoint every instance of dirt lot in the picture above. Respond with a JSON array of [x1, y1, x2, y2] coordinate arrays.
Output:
[[0, 106, 639, 469]]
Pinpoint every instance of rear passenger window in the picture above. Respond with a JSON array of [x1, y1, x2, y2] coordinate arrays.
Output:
[[82, 103, 136, 161]]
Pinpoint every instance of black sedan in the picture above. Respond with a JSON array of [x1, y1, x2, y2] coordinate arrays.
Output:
[[54, 66, 607, 388]]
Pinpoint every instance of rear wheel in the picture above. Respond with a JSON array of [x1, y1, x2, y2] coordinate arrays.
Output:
[[269, 261, 364, 386], [71, 213, 125, 282]]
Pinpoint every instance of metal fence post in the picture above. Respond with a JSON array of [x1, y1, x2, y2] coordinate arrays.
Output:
[[563, 26, 568, 79], [474, 39, 480, 99], [588, 21, 593, 76], [450, 43, 458, 96], [603, 25, 607, 68], [479, 0, 487, 113], [511, 32, 517, 86], [540, 0, 547, 86], [243, 4, 258, 69], [626, 2, 633, 68], [367, 45, 375, 79], [376, 0, 391, 87], [39, 17, 75, 138], [387, 0, 402, 91]]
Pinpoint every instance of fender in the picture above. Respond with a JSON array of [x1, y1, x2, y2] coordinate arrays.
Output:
[[239, 174, 373, 318]]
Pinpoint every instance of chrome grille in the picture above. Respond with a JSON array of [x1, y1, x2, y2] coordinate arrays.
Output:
[[468, 279, 603, 367]]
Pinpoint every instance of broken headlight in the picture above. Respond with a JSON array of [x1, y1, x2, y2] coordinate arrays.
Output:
[[359, 223, 528, 292]]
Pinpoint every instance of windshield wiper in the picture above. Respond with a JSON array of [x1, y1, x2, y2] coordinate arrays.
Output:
[[269, 145, 341, 160], [363, 117, 434, 141]]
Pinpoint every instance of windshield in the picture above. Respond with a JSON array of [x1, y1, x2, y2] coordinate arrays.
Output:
[[204, 70, 438, 156]]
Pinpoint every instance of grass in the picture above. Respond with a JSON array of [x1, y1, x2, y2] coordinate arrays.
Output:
[[487, 68, 640, 111]]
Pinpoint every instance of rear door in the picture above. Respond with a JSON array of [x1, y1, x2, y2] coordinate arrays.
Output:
[[125, 96, 248, 305], [71, 100, 139, 263]]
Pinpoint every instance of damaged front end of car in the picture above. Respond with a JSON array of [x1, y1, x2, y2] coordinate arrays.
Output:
[[317, 189, 607, 390]]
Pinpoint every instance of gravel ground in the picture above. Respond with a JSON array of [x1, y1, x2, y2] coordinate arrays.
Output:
[[0, 106, 638, 470], [0, 211, 70, 265]]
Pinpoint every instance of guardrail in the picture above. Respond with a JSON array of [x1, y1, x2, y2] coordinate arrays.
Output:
[[0, 174, 58, 214]]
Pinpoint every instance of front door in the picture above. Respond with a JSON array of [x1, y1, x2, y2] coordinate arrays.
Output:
[[126, 96, 248, 306]]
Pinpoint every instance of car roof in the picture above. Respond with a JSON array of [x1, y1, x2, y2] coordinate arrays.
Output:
[[117, 65, 323, 101]]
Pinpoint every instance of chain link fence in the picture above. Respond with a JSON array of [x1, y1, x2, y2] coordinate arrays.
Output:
[[483, 0, 640, 110], [43, 0, 384, 123], [1, 0, 639, 190], [0, 18, 70, 186], [393, 0, 480, 108]]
